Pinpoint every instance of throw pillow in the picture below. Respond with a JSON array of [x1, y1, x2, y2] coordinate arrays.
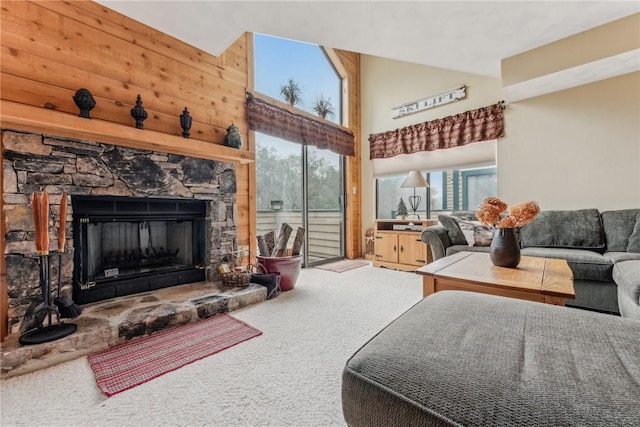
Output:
[[474, 223, 496, 246], [438, 214, 468, 245], [458, 220, 496, 247], [628, 212, 640, 253], [457, 220, 476, 246]]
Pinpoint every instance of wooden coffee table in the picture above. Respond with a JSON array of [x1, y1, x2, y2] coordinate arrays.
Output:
[[416, 252, 575, 306]]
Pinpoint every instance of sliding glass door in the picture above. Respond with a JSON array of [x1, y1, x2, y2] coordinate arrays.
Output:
[[306, 146, 344, 264], [256, 134, 345, 266]]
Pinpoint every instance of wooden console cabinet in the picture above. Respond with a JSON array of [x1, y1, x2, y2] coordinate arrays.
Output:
[[373, 219, 438, 271]]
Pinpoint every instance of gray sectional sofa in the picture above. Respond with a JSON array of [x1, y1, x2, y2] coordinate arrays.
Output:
[[421, 208, 640, 319]]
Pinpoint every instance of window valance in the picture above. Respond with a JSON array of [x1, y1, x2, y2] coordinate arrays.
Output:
[[246, 93, 355, 157], [369, 102, 505, 160]]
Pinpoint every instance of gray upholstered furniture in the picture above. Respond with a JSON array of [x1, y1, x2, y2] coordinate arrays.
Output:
[[342, 291, 640, 427], [421, 209, 640, 319]]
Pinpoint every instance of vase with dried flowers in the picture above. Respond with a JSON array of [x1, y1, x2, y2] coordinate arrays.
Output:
[[477, 197, 540, 268]]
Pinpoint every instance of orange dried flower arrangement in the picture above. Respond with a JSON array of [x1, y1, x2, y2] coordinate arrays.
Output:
[[477, 197, 540, 229]]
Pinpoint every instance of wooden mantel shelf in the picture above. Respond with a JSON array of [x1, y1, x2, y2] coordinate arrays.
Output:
[[0, 101, 254, 164]]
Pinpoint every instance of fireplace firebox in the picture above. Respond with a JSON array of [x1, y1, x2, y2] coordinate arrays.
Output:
[[72, 196, 206, 304]]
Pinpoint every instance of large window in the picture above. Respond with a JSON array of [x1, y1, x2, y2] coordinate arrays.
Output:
[[254, 34, 346, 265], [254, 34, 341, 124], [376, 167, 497, 219], [376, 174, 428, 219]]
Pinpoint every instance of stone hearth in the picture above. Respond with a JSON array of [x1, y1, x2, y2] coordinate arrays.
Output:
[[1, 281, 266, 379]]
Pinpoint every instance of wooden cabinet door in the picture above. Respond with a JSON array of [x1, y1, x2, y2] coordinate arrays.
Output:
[[398, 234, 427, 266], [374, 233, 398, 263]]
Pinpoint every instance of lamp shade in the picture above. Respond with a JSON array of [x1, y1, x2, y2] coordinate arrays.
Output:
[[400, 171, 429, 188]]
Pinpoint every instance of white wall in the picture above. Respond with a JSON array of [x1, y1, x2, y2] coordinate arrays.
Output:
[[499, 72, 640, 210], [360, 55, 503, 233], [361, 59, 640, 243]]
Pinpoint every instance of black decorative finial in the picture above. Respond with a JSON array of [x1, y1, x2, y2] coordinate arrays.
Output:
[[72, 88, 96, 119], [224, 123, 243, 149], [130, 94, 148, 129], [180, 107, 192, 138]]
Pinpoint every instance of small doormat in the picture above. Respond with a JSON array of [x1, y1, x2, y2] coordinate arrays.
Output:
[[315, 260, 368, 273], [88, 313, 262, 397]]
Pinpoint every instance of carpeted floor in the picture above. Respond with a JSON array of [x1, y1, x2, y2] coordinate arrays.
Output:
[[0, 261, 422, 427]]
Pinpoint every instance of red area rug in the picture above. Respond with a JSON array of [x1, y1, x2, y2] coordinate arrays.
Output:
[[315, 260, 368, 273], [88, 313, 262, 396]]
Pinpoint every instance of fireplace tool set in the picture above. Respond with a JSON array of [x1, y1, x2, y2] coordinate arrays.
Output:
[[19, 192, 82, 345]]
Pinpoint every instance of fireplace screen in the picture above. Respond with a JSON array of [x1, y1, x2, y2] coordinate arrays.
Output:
[[73, 196, 206, 304], [85, 220, 195, 280]]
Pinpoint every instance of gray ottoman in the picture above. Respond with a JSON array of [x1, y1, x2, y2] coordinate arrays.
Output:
[[342, 291, 640, 426]]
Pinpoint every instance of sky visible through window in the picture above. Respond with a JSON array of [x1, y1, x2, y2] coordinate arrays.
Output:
[[254, 33, 341, 124], [253, 33, 342, 160]]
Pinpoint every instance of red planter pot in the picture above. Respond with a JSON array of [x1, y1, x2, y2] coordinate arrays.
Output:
[[256, 255, 302, 291]]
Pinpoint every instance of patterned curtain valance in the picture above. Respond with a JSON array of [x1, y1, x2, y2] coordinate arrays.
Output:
[[369, 102, 505, 160], [246, 93, 355, 157]]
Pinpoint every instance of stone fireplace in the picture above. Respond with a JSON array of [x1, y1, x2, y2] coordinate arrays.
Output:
[[72, 195, 207, 304], [2, 129, 239, 334]]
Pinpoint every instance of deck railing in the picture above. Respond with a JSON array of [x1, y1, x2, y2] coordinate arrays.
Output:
[[256, 210, 342, 261]]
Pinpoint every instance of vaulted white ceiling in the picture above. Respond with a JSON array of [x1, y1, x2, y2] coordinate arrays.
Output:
[[98, 1, 639, 78]]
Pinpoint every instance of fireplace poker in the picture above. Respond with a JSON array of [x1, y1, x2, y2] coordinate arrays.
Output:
[[19, 192, 79, 345], [53, 193, 82, 319], [18, 193, 46, 333]]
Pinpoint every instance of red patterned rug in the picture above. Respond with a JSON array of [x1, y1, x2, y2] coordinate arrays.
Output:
[[88, 313, 262, 396]]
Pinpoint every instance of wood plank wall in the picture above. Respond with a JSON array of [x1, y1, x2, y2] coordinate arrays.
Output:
[[0, 1, 362, 339], [335, 50, 362, 259]]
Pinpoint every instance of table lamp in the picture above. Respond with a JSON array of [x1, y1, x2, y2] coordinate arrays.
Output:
[[400, 171, 429, 219]]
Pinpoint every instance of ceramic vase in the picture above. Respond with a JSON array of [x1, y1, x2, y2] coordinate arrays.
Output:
[[490, 228, 521, 268], [224, 123, 243, 149], [256, 255, 302, 291]]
